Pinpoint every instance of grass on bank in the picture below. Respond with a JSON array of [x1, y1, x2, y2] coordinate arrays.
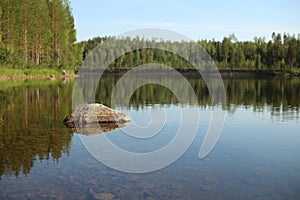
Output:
[[0, 68, 75, 76], [0, 78, 60, 90], [288, 68, 300, 75]]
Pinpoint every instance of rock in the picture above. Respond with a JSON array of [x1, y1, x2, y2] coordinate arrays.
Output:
[[63, 103, 130, 135], [48, 74, 56, 80], [89, 188, 115, 200], [62, 69, 69, 75]]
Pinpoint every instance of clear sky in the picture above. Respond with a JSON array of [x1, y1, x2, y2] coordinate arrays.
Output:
[[71, 0, 300, 42]]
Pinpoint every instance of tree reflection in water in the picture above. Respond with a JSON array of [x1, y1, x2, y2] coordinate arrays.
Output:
[[0, 79, 74, 177], [0, 75, 299, 177]]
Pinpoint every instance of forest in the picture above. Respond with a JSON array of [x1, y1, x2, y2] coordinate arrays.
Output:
[[0, 0, 82, 70], [81, 33, 300, 74], [0, 0, 300, 74]]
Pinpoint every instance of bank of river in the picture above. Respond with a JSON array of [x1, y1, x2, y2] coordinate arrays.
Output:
[[0, 74, 77, 82], [0, 68, 299, 83]]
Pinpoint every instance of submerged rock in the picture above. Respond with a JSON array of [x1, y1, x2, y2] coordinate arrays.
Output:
[[63, 103, 130, 135]]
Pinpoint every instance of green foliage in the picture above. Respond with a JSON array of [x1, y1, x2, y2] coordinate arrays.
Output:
[[0, 0, 80, 70], [80, 33, 300, 73], [0, 68, 24, 76], [0, 0, 299, 74], [0, 68, 62, 76]]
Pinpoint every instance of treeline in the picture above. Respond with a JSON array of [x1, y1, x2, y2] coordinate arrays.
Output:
[[81, 33, 300, 73], [0, 0, 82, 70], [1, 0, 299, 74], [201, 33, 300, 70]]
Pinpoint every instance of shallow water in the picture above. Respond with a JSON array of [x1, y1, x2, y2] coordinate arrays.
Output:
[[0, 76, 299, 199]]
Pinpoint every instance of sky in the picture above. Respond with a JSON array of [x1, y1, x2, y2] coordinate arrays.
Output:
[[71, 0, 300, 42]]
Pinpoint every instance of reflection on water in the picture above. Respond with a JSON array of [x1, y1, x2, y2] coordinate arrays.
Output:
[[0, 75, 299, 199], [95, 74, 300, 114], [0, 79, 74, 177]]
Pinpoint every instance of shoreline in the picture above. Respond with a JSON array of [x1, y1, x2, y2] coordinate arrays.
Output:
[[0, 69, 299, 82], [0, 74, 78, 82], [77, 68, 300, 76]]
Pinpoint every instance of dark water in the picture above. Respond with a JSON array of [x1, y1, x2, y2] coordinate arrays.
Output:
[[0, 76, 299, 199]]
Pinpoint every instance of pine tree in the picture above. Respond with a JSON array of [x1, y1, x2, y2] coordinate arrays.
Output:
[[30, 0, 51, 66], [221, 37, 230, 66]]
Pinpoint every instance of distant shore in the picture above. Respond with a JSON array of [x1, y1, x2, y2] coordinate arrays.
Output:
[[76, 68, 300, 76], [0, 68, 299, 82]]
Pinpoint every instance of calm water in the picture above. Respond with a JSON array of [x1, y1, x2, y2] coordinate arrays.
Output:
[[0, 75, 299, 199]]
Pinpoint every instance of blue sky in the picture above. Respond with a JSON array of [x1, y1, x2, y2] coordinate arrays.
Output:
[[71, 0, 299, 42]]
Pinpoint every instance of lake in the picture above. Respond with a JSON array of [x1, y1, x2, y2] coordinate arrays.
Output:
[[0, 75, 299, 200]]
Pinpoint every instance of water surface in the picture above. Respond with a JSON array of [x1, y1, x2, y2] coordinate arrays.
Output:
[[0, 76, 299, 199]]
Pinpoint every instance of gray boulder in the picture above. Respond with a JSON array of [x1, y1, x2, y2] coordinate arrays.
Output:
[[63, 103, 130, 135]]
